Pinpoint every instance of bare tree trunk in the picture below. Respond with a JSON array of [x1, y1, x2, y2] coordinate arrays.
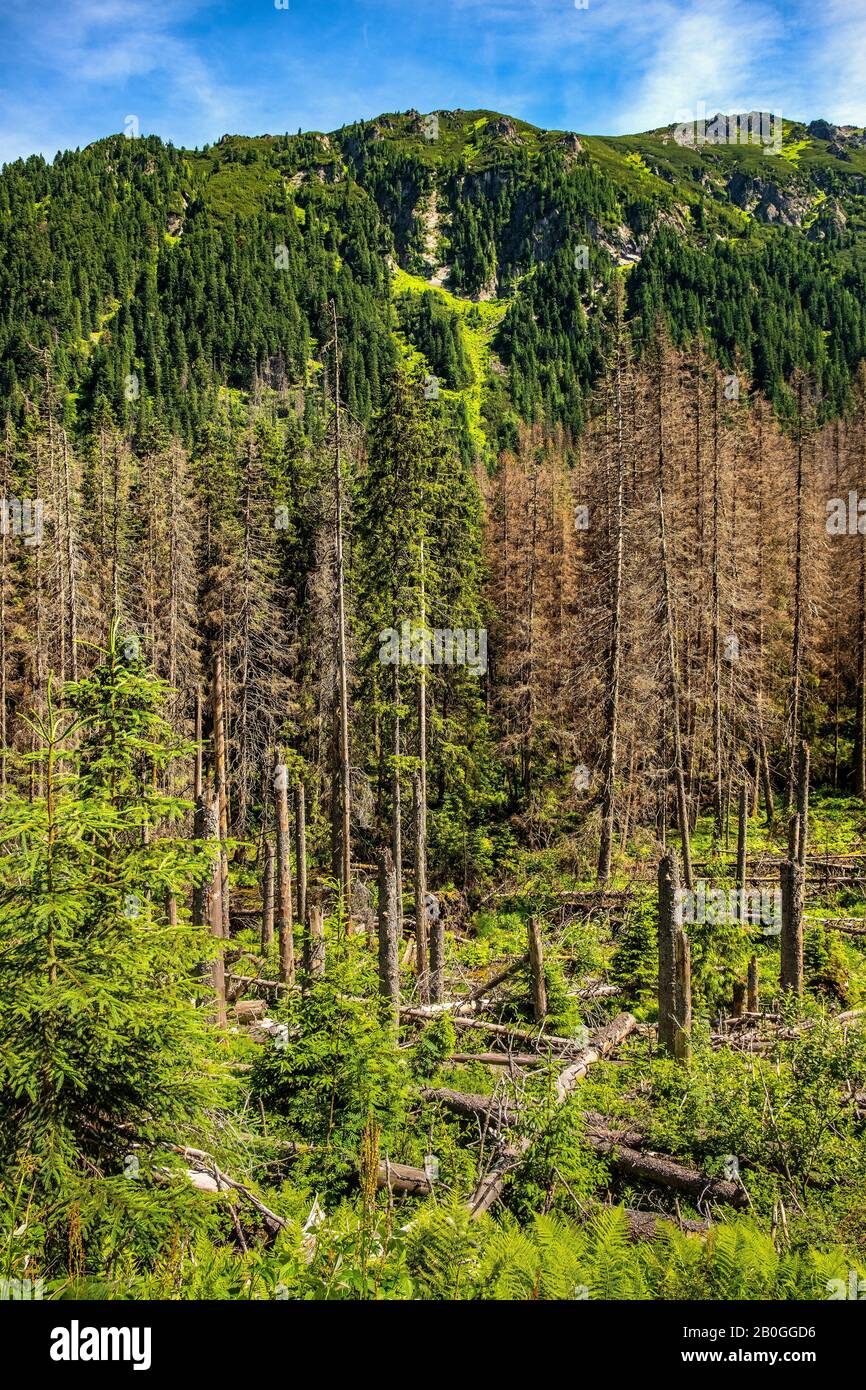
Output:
[[711, 378, 723, 835], [780, 812, 804, 995], [261, 839, 275, 952], [758, 726, 775, 824], [212, 652, 230, 936], [193, 795, 226, 1028], [527, 915, 547, 1022], [787, 379, 808, 807], [736, 782, 748, 922], [856, 519, 866, 799], [747, 955, 760, 1014], [61, 431, 79, 681], [658, 492, 694, 888], [412, 771, 429, 1003], [330, 300, 352, 908], [275, 761, 294, 985], [303, 901, 325, 984], [797, 741, 810, 867], [391, 665, 403, 936], [377, 847, 400, 1024], [295, 782, 307, 930], [598, 287, 626, 885], [194, 687, 203, 800], [658, 850, 691, 1060], [429, 909, 445, 1005]]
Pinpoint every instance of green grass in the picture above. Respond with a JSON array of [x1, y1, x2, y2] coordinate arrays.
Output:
[[390, 264, 508, 460]]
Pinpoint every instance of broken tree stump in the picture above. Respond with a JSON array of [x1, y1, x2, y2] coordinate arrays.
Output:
[[303, 901, 325, 985], [527, 915, 547, 1022]]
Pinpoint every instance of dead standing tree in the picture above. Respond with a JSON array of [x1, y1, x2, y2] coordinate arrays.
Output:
[[657, 850, 692, 1062], [655, 348, 694, 890], [274, 758, 295, 986], [193, 794, 227, 1028], [329, 300, 352, 913], [377, 847, 400, 1024], [781, 742, 809, 994]]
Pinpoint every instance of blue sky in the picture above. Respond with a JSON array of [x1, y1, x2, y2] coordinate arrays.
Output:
[[1, 0, 864, 165]]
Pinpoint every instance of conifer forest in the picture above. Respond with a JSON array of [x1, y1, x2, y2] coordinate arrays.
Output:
[[4, 15, 866, 1332]]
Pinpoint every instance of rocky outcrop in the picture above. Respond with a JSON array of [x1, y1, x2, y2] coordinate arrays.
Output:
[[726, 171, 812, 226], [487, 116, 522, 144]]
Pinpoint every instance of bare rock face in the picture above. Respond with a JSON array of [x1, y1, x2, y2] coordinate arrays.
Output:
[[558, 132, 583, 156], [727, 171, 812, 226], [808, 118, 866, 151], [808, 119, 838, 142], [487, 116, 522, 143]]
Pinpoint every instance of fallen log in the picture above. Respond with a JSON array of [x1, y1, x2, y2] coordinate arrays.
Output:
[[168, 1144, 289, 1235], [591, 1141, 748, 1210], [448, 1051, 545, 1068], [423, 1014, 595, 1052], [376, 1160, 432, 1196], [422, 1087, 644, 1147], [421, 1087, 521, 1126], [571, 981, 621, 1001], [555, 1012, 639, 1104]]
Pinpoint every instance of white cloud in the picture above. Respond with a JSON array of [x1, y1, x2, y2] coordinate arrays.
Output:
[[809, 0, 866, 126], [612, 0, 786, 134]]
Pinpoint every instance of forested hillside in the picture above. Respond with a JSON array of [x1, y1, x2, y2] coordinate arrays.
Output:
[[3, 108, 866, 1303]]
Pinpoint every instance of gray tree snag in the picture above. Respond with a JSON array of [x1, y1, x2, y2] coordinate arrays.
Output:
[[391, 665, 404, 937], [377, 847, 400, 1024], [655, 353, 694, 890], [781, 741, 809, 994], [780, 813, 804, 995], [412, 771, 429, 1003], [303, 900, 325, 985], [598, 280, 626, 886], [212, 651, 230, 936], [274, 760, 294, 986], [736, 781, 748, 922], [330, 299, 352, 911], [527, 915, 548, 1022], [193, 794, 226, 1028], [658, 850, 692, 1061]]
